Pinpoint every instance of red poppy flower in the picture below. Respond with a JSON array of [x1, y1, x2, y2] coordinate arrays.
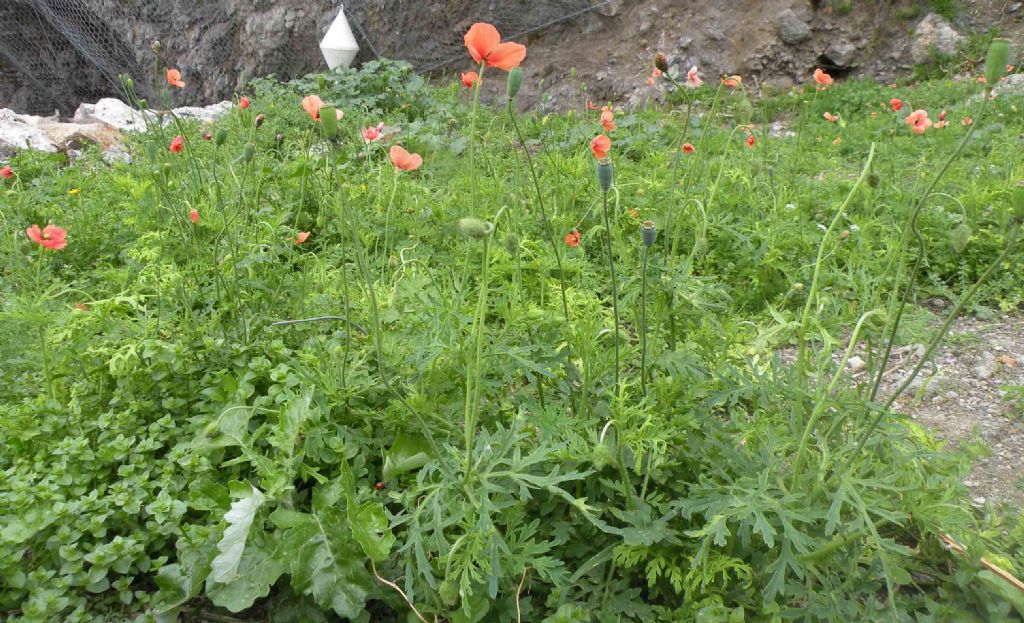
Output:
[[889, 98, 903, 112], [461, 71, 479, 87], [464, 23, 526, 71], [189, 210, 199, 224], [239, 96, 250, 110], [26, 224, 67, 250], [682, 143, 695, 154], [389, 145, 423, 171], [722, 75, 742, 88], [746, 133, 756, 148], [687, 66, 702, 87], [295, 231, 310, 245], [813, 68, 833, 86], [600, 109, 616, 132], [166, 68, 185, 88], [170, 135, 185, 153], [565, 229, 580, 247], [1, 165, 12, 179], [591, 134, 611, 159], [904, 109, 932, 135], [362, 123, 383, 143]]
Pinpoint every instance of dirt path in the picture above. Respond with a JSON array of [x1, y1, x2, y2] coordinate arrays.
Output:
[[882, 311, 1024, 509]]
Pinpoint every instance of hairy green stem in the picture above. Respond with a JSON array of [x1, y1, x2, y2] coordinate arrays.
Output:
[[640, 244, 650, 396], [464, 235, 491, 467], [601, 191, 621, 393]]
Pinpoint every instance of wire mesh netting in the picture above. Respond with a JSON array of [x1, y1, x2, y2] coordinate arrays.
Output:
[[0, 0, 616, 115]]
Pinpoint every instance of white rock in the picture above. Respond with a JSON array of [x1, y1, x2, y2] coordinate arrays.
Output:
[[0, 108, 58, 155], [911, 14, 962, 65], [171, 101, 233, 124], [74, 98, 154, 132], [847, 356, 866, 372]]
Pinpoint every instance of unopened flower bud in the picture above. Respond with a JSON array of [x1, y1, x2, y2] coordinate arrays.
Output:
[[214, 129, 228, 146], [237, 142, 256, 163], [641, 220, 656, 247], [507, 67, 523, 101], [597, 160, 613, 194], [254, 113, 265, 129], [151, 40, 161, 53], [457, 217, 494, 239], [984, 38, 1011, 89], [504, 233, 521, 255], [653, 53, 669, 73]]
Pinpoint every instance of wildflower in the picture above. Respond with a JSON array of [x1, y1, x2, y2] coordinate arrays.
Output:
[[170, 135, 185, 153], [362, 123, 384, 143], [587, 101, 598, 111], [832, 136, 842, 145], [600, 107, 616, 132], [254, 113, 265, 129], [746, 133, 756, 148], [722, 75, 742, 88], [978, 75, 987, 84], [1, 165, 12, 179], [813, 68, 833, 87], [870, 111, 878, 119], [68, 188, 79, 195], [628, 209, 639, 220], [823, 112, 838, 123], [962, 116, 973, 126], [202, 131, 213, 141], [646, 67, 662, 85], [389, 145, 423, 171], [239, 96, 250, 109], [682, 143, 695, 154], [300, 95, 344, 122], [295, 231, 310, 245], [166, 68, 185, 88], [591, 134, 611, 160], [461, 71, 479, 87], [935, 110, 948, 128], [889, 98, 903, 112], [687, 66, 702, 87], [73, 303, 89, 312], [189, 209, 199, 224], [26, 224, 67, 250], [464, 23, 526, 71], [904, 109, 932, 135], [565, 229, 580, 247]]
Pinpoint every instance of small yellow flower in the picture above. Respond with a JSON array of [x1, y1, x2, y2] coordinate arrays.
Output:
[[68, 188, 80, 195]]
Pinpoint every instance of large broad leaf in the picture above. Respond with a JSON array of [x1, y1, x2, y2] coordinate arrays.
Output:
[[206, 534, 285, 612], [350, 502, 395, 562], [210, 485, 265, 583], [273, 505, 374, 619], [382, 433, 433, 481]]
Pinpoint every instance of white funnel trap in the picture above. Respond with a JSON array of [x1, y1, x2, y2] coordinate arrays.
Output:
[[320, 5, 359, 70]]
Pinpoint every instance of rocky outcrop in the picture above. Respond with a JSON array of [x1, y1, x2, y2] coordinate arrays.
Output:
[[911, 13, 963, 64]]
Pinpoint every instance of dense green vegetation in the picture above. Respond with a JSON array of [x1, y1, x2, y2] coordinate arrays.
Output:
[[2, 40, 1023, 622]]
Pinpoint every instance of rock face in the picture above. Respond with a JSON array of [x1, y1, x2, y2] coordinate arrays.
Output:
[[777, 9, 812, 45], [911, 13, 963, 64]]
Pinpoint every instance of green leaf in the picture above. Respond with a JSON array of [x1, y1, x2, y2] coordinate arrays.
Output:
[[206, 536, 284, 612], [350, 502, 395, 562], [383, 433, 433, 482], [210, 485, 265, 583], [280, 507, 373, 619]]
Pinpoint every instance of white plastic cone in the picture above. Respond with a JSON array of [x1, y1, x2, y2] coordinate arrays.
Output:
[[320, 5, 359, 70]]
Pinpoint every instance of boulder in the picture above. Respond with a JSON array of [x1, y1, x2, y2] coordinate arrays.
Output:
[[74, 98, 154, 131], [778, 9, 812, 46], [1, 106, 123, 157], [911, 14, 962, 64], [822, 40, 858, 69], [0, 108, 56, 156]]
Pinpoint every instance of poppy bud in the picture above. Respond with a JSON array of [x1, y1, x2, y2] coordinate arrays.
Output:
[[317, 75, 327, 91], [984, 38, 1010, 88], [214, 129, 228, 146], [641, 220, 656, 247], [318, 107, 338, 139], [591, 442, 613, 469], [254, 113, 265, 129], [1013, 180, 1024, 223], [506, 67, 523, 101], [275, 133, 284, 148], [151, 40, 160, 53], [653, 53, 669, 74], [124, 77, 134, 91], [504, 233, 521, 255], [457, 217, 494, 239], [868, 173, 880, 188], [236, 142, 256, 163], [597, 161, 613, 194]]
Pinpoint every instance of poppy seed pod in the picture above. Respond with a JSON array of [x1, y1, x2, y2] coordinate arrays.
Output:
[[457, 217, 494, 239], [641, 220, 656, 247], [653, 53, 669, 74], [507, 67, 523, 101], [597, 160, 613, 193], [214, 129, 228, 146], [319, 107, 338, 139], [984, 38, 1011, 88], [1013, 180, 1024, 222], [254, 113, 266, 129]]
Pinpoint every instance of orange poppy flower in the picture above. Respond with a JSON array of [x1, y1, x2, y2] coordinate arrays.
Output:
[[295, 231, 310, 245], [591, 134, 611, 160], [746, 133, 756, 148], [961, 116, 973, 126], [166, 68, 185, 88], [904, 109, 932, 135], [26, 224, 67, 250], [587, 101, 598, 111], [832, 136, 842, 145], [239, 96, 250, 109], [600, 109, 616, 132], [722, 75, 742, 88], [813, 68, 833, 86], [870, 111, 878, 119], [889, 98, 903, 112], [464, 23, 526, 71], [682, 143, 695, 154], [170, 135, 185, 153], [565, 229, 580, 247], [823, 112, 838, 123], [389, 145, 423, 171], [461, 71, 480, 87], [189, 210, 199, 224], [1, 165, 12, 179], [300, 95, 344, 122], [687, 66, 702, 87]]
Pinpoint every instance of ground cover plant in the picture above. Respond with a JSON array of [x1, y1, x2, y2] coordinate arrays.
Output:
[[2, 25, 1024, 623]]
